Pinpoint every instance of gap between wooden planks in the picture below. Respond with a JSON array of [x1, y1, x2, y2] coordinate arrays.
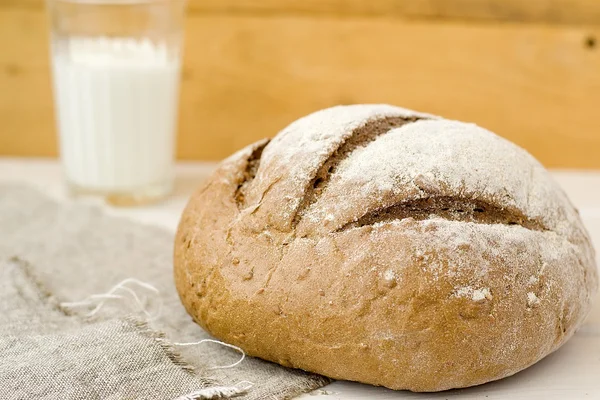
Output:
[[0, 7, 599, 167]]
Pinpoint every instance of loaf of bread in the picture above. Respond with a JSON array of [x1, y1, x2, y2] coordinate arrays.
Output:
[[174, 105, 598, 391]]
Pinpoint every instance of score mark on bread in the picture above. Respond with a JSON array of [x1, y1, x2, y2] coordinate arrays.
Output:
[[174, 104, 597, 392]]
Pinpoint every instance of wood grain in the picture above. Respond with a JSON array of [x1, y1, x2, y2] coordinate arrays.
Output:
[[189, 0, 600, 25], [1, 6, 600, 167], [5, 0, 600, 25]]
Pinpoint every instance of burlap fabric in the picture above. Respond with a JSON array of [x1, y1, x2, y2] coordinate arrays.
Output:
[[0, 184, 330, 399]]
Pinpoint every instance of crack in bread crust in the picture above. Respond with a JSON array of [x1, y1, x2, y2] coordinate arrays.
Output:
[[234, 139, 271, 208], [291, 116, 425, 227], [336, 196, 547, 232]]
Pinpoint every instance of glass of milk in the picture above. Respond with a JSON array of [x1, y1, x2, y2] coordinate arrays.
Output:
[[47, 0, 186, 205]]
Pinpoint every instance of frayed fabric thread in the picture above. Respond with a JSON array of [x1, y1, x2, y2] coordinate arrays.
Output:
[[60, 278, 162, 320], [173, 339, 246, 370], [61, 279, 254, 398], [173, 381, 254, 400]]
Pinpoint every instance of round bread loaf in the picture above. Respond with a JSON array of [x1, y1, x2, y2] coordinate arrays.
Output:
[[174, 104, 598, 392]]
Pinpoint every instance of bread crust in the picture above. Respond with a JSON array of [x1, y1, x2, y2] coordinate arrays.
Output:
[[174, 105, 598, 392]]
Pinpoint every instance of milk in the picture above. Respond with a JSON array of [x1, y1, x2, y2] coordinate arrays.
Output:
[[51, 37, 180, 193]]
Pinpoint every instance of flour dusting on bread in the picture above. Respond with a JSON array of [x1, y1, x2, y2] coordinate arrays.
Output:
[[174, 104, 598, 392]]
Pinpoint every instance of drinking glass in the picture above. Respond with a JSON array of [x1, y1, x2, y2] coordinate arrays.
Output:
[[47, 0, 187, 205]]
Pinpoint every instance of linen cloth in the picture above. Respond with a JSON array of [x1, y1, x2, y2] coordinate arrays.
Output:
[[0, 185, 330, 399]]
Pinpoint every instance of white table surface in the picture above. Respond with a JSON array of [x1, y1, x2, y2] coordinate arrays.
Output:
[[1, 157, 599, 400]]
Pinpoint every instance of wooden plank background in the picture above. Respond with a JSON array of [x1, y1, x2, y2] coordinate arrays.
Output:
[[1, 0, 599, 167]]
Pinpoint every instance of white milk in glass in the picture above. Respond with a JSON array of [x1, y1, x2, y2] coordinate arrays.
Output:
[[51, 37, 180, 199]]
